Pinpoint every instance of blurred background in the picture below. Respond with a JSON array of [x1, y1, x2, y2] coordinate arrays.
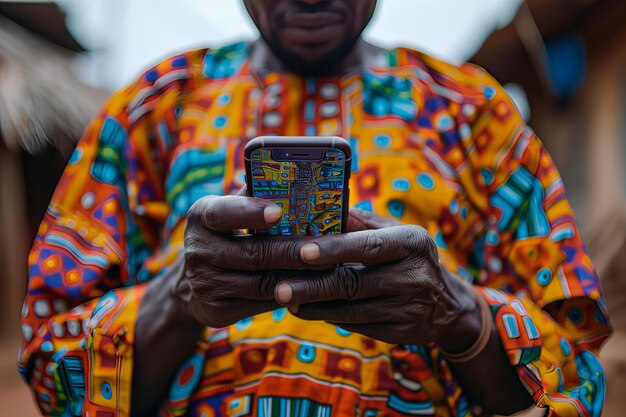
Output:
[[0, 0, 624, 415]]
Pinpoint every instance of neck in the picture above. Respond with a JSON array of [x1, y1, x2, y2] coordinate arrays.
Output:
[[249, 38, 387, 76]]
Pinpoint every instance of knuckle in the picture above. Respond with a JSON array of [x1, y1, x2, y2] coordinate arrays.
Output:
[[304, 278, 326, 300], [336, 266, 361, 300], [401, 225, 437, 257], [258, 270, 280, 299], [406, 301, 427, 320], [240, 239, 265, 269], [188, 196, 213, 220], [265, 239, 300, 268], [184, 233, 222, 268], [209, 243, 227, 266], [200, 196, 224, 230], [361, 232, 384, 258], [183, 241, 204, 273], [294, 277, 331, 304], [284, 241, 302, 265]]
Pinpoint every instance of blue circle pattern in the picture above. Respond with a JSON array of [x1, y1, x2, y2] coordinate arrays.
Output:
[[537, 268, 553, 286], [272, 308, 287, 322], [567, 307, 584, 324], [374, 134, 391, 148], [68, 149, 83, 165], [392, 178, 411, 191], [235, 316, 253, 331], [336, 326, 352, 337], [449, 200, 459, 214], [486, 230, 500, 245], [169, 353, 205, 402], [297, 344, 316, 363], [217, 93, 231, 106], [480, 168, 494, 185], [101, 382, 112, 400], [434, 231, 447, 249], [387, 199, 406, 218], [417, 173, 435, 190], [484, 86, 497, 100], [436, 114, 454, 131], [560, 337, 572, 356], [214, 115, 228, 129]]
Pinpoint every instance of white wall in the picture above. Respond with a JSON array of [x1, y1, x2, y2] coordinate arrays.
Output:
[[60, 0, 522, 90]]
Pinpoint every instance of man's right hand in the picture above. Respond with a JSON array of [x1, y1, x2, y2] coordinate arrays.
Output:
[[133, 195, 392, 415], [178, 195, 306, 327]]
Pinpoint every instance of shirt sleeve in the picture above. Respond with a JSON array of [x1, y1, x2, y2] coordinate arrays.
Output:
[[457, 64, 612, 417], [17, 52, 196, 416]]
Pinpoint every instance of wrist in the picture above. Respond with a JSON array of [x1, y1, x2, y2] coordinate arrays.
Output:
[[140, 254, 203, 332], [436, 294, 482, 353], [167, 256, 205, 330], [433, 265, 484, 354]]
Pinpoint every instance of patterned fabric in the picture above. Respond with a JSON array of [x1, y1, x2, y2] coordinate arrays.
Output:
[[19, 42, 611, 417]]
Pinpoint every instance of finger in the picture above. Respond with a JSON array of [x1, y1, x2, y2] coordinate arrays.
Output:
[[212, 235, 310, 270], [326, 322, 415, 345], [348, 208, 402, 231], [193, 299, 281, 328], [189, 231, 328, 270], [189, 195, 282, 232], [299, 225, 434, 267], [215, 299, 281, 320], [274, 265, 396, 305], [233, 186, 252, 235], [189, 269, 285, 301], [293, 299, 395, 324]]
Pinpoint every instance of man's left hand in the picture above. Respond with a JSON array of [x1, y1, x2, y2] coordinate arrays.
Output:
[[275, 212, 482, 349]]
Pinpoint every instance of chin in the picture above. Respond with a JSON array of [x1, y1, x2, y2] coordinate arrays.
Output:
[[272, 39, 359, 76]]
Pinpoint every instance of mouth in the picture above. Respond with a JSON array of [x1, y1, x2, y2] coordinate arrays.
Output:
[[277, 8, 347, 45], [281, 10, 345, 29]]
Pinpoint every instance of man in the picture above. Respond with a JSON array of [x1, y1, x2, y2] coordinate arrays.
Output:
[[19, 1, 611, 416]]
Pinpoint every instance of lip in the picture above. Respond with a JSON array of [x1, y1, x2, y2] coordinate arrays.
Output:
[[278, 10, 346, 45], [281, 11, 345, 29]]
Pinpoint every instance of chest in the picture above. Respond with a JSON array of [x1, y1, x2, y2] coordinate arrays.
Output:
[[163, 74, 486, 252]]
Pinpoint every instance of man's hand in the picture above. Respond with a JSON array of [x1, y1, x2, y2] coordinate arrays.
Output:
[[179, 195, 306, 327], [274, 223, 482, 350], [179, 195, 398, 328]]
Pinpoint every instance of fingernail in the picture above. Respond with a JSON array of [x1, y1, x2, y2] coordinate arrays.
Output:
[[264, 205, 282, 224], [301, 243, 320, 261], [275, 283, 292, 304]]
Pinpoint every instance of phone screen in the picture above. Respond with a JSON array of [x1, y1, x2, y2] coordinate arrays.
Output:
[[249, 148, 347, 236]]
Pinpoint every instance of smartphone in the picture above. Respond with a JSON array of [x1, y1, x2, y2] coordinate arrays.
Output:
[[244, 136, 352, 236]]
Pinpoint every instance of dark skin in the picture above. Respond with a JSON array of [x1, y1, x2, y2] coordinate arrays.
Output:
[[132, 0, 534, 415]]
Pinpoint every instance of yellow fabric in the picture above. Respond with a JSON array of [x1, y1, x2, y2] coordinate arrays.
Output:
[[19, 43, 610, 417]]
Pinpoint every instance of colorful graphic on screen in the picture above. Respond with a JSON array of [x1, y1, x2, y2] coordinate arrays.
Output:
[[250, 148, 346, 236]]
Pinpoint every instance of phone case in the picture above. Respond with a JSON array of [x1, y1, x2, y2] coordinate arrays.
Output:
[[244, 136, 352, 236]]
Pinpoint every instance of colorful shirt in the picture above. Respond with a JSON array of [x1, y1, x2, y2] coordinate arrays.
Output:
[[19, 42, 611, 417]]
